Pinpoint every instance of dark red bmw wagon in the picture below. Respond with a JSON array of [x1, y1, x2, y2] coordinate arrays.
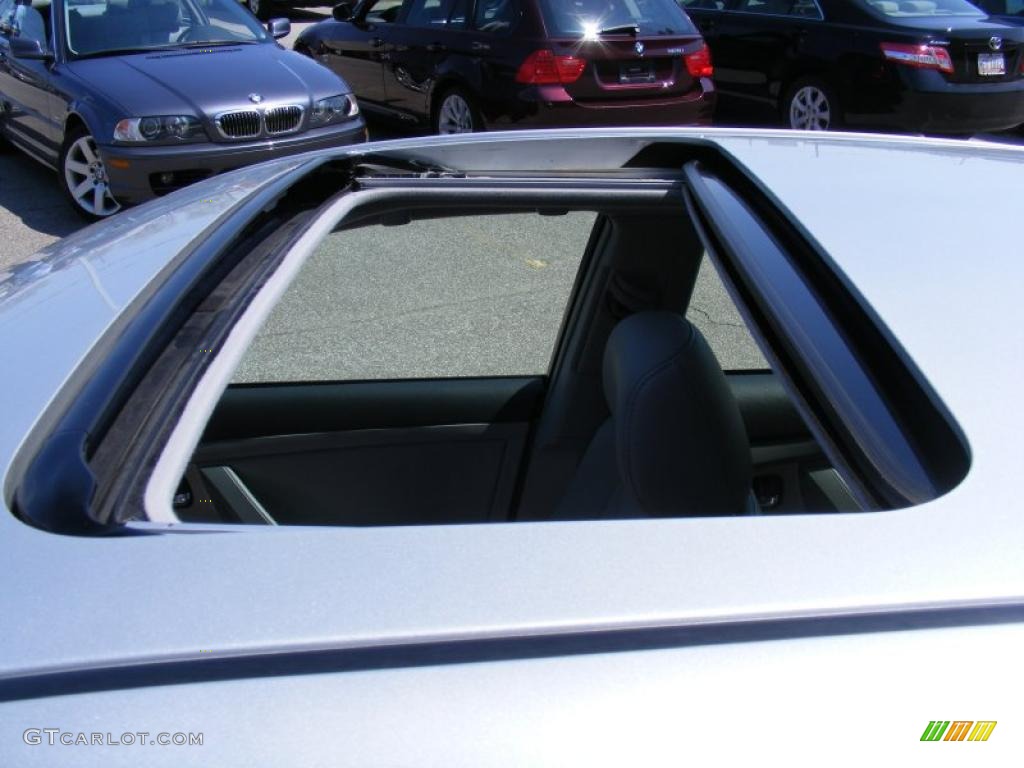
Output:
[[295, 0, 715, 132]]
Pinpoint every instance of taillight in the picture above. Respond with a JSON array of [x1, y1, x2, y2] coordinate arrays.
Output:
[[880, 42, 953, 74], [515, 50, 587, 85], [684, 43, 713, 78]]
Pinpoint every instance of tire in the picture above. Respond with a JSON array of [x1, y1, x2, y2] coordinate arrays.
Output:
[[433, 88, 484, 135], [247, 0, 273, 21], [59, 126, 123, 221], [783, 77, 841, 131]]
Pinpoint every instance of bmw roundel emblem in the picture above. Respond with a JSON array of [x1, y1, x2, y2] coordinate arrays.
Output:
[[249, 93, 263, 104], [989, 36, 1002, 51], [635, 41, 645, 56]]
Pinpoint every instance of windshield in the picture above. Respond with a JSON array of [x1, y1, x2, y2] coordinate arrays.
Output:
[[539, 0, 698, 37], [859, 0, 984, 16], [64, 0, 268, 57]]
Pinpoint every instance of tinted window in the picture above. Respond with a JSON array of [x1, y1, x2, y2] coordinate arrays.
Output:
[[859, 0, 983, 16], [678, 0, 726, 9], [539, 0, 698, 37], [364, 0, 407, 22], [405, 0, 454, 26], [448, 0, 469, 25], [971, 0, 1023, 12], [734, 0, 822, 14], [474, 0, 520, 32], [232, 212, 596, 383]]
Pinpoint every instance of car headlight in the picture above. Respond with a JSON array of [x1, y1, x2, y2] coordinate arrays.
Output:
[[309, 94, 359, 127], [113, 116, 206, 143]]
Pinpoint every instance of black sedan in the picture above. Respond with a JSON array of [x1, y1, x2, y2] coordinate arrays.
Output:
[[0, 0, 365, 219], [680, 0, 1024, 133]]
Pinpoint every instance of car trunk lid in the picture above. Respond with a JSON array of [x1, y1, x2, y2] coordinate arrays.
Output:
[[548, 35, 708, 102], [534, 0, 707, 101], [883, 17, 1024, 82]]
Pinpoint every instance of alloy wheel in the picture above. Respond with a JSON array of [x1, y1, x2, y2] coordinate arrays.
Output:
[[437, 94, 475, 134], [63, 135, 121, 218], [789, 85, 832, 131]]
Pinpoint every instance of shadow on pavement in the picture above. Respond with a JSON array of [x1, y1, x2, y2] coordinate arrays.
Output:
[[0, 150, 81, 241]]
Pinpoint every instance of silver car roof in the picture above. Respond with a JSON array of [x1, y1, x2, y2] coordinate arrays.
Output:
[[0, 128, 1021, 682]]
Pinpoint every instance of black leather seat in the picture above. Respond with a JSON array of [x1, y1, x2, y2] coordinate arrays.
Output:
[[556, 311, 754, 519]]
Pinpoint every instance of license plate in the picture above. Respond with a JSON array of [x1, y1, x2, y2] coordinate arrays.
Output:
[[619, 62, 655, 84], [978, 52, 1005, 76]]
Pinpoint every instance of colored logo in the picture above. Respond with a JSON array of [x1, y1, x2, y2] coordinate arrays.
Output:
[[921, 721, 997, 742]]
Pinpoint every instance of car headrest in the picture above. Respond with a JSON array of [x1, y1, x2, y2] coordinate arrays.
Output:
[[602, 311, 752, 517]]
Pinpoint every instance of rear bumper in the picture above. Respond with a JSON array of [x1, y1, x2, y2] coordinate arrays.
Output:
[[487, 80, 716, 129], [99, 119, 367, 204], [847, 70, 1024, 134]]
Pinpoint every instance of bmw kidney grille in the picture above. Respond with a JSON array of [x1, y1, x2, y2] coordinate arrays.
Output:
[[216, 106, 303, 139]]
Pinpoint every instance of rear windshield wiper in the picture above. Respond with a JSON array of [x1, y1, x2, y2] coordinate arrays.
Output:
[[597, 24, 640, 36]]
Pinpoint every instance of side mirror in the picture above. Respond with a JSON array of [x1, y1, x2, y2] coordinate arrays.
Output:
[[267, 17, 290, 39], [10, 37, 52, 61], [332, 2, 354, 21]]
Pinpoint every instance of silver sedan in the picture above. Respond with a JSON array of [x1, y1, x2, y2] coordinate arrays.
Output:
[[0, 128, 1020, 765]]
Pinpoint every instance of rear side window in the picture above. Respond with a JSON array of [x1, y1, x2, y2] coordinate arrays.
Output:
[[538, 0, 697, 37], [678, 0, 726, 9], [448, 0, 470, 25], [473, 0, 520, 32], [364, 0, 407, 23], [858, 0, 982, 16], [232, 212, 596, 383], [735, 0, 823, 16], [405, 0, 455, 26]]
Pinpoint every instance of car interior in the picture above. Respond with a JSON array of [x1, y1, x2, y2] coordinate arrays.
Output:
[[171, 202, 859, 527]]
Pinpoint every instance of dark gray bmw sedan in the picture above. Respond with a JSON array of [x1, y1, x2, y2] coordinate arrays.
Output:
[[0, 0, 365, 218]]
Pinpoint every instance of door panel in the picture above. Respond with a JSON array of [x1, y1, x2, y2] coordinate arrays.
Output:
[[180, 377, 546, 526], [383, 25, 454, 118], [0, 3, 58, 160], [319, 12, 396, 106]]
